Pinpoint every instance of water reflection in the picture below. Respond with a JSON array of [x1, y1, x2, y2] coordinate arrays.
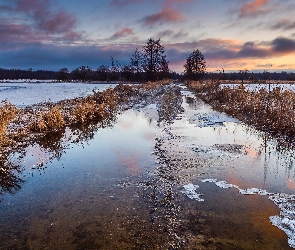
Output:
[[0, 112, 118, 200]]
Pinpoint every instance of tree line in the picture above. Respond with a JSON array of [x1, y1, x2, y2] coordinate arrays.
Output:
[[1, 38, 295, 82]]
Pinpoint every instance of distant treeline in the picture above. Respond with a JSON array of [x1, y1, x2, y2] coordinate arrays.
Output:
[[0, 67, 179, 82], [1, 67, 295, 82], [206, 71, 295, 82]]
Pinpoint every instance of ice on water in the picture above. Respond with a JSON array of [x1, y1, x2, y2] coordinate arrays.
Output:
[[183, 179, 295, 248], [189, 113, 239, 128], [181, 183, 204, 202]]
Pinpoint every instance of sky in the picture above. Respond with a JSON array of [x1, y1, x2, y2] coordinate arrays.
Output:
[[1, 0, 295, 73]]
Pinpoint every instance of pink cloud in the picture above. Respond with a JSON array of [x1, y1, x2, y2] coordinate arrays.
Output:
[[111, 27, 133, 39], [142, 7, 185, 27], [63, 31, 82, 40], [37, 10, 76, 33], [12, 0, 78, 36], [240, 0, 270, 17]]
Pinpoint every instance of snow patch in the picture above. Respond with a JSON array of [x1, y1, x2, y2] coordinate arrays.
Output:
[[189, 113, 238, 127], [182, 183, 204, 201]]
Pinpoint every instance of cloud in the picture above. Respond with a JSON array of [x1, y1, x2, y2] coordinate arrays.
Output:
[[271, 37, 295, 53], [111, 27, 133, 39], [239, 0, 270, 17], [236, 41, 271, 58], [110, 0, 144, 5], [0, 5, 13, 11], [36, 10, 76, 34], [142, 8, 185, 27], [1, 35, 295, 72], [0, 43, 136, 70], [167, 36, 295, 65], [0, 21, 45, 47], [2, 0, 78, 36], [256, 63, 273, 68], [270, 19, 295, 31], [156, 29, 189, 39]]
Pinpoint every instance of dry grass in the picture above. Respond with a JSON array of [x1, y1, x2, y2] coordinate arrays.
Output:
[[1, 81, 172, 138], [186, 80, 295, 144], [0, 101, 19, 142], [29, 105, 65, 132]]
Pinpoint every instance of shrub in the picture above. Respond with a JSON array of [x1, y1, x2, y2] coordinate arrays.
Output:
[[29, 105, 65, 132], [0, 101, 19, 141]]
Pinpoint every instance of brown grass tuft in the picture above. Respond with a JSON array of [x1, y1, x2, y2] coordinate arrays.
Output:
[[29, 105, 65, 132], [0, 101, 19, 141]]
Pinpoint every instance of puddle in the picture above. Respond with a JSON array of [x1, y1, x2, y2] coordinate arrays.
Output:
[[182, 179, 295, 248]]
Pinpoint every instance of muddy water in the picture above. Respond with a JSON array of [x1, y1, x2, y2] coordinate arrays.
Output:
[[0, 83, 294, 249]]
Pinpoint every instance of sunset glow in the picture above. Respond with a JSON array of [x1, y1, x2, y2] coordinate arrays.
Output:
[[0, 0, 295, 72]]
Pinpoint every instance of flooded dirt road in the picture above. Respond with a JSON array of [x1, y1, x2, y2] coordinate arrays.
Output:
[[0, 83, 294, 249]]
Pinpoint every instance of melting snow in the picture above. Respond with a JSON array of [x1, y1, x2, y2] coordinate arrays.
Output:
[[181, 183, 204, 201], [183, 179, 295, 248], [189, 113, 239, 127]]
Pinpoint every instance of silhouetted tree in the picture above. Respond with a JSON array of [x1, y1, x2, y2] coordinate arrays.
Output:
[[109, 56, 121, 81], [97, 65, 109, 81], [239, 68, 249, 84], [121, 65, 133, 81], [57, 68, 69, 81], [71, 66, 92, 81], [142, 38, 169, 80], [183, 49, 206, 80], [130, 48, 143, 81]]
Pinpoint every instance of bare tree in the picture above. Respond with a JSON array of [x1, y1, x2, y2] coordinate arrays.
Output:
[[57, 68, 69, 81], [130, 48, 142, 81], [239, 68, 249, 84], [142, 38, 169, 80], [183, 49, 206, 80]]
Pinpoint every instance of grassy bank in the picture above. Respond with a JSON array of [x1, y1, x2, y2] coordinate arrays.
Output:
[[186, 80, 295, 146], [1, 80, 172, 149]]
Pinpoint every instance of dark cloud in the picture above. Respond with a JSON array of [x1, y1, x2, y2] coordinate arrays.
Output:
[[271, 37, 295, 53], [237, 41, 270, 57], [0, 44, 136, 70], [0, 21, 45, 46]]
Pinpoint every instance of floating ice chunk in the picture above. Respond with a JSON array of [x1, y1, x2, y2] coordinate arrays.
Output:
[[238, 188, 270, 195], [201, 179, 217, 183], [182, 183, 204, 201], [215, 181, 239, 189], [190, 113, 239, 128], [270, 215, 295, 248]]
